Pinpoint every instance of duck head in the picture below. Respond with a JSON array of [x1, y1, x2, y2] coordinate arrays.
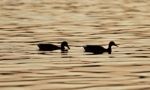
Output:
[[107, 41, 118, 54], [109, 41, 118, 47], [61, 41, 70, 51]]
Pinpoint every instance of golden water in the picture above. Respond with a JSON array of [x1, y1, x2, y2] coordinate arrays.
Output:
[[0, 0, 150, 90]]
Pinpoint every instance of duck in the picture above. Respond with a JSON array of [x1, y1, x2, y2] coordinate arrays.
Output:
[[83, 41, 118, 54], [37, 41, 70, 52]]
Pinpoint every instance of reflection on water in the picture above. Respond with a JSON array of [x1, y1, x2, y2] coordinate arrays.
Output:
[[0, 0, 150, 90]]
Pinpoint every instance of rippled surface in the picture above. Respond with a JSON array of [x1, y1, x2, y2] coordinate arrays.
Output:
[[0, 0, 150, 90]]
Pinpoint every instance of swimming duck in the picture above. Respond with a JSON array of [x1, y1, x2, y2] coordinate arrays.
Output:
[[37, 41, 70, 51], [83, 41, 118, 54]]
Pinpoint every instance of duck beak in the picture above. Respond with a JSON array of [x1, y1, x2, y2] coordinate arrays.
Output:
[[115, 44, 118, 47], [67, 45, 70, 49]]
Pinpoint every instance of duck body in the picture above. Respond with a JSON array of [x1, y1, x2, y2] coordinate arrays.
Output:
[[84, 45, 106, 54], [37, 41, 70, 51], [83, 41, 118, 54], [38, 44, 60, 51]]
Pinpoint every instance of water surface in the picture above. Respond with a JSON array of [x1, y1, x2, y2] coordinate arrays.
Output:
[[0, 0, 150, 90]]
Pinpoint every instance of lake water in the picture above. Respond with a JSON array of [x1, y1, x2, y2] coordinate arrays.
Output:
[[0, 0, 150, 90]]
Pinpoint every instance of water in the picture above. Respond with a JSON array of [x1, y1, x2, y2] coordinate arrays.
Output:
[[0, 0, 150, 90]]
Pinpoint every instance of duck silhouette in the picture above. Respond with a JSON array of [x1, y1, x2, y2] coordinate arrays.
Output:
[[83, 41, 118, 54], [37, 41, 70, 52]]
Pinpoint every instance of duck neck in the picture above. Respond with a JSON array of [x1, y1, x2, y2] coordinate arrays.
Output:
[[61, 44, 65, 51], [107, 44, 112, 54]]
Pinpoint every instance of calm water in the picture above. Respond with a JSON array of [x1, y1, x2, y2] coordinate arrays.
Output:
[[0, 0, 150, 90]]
